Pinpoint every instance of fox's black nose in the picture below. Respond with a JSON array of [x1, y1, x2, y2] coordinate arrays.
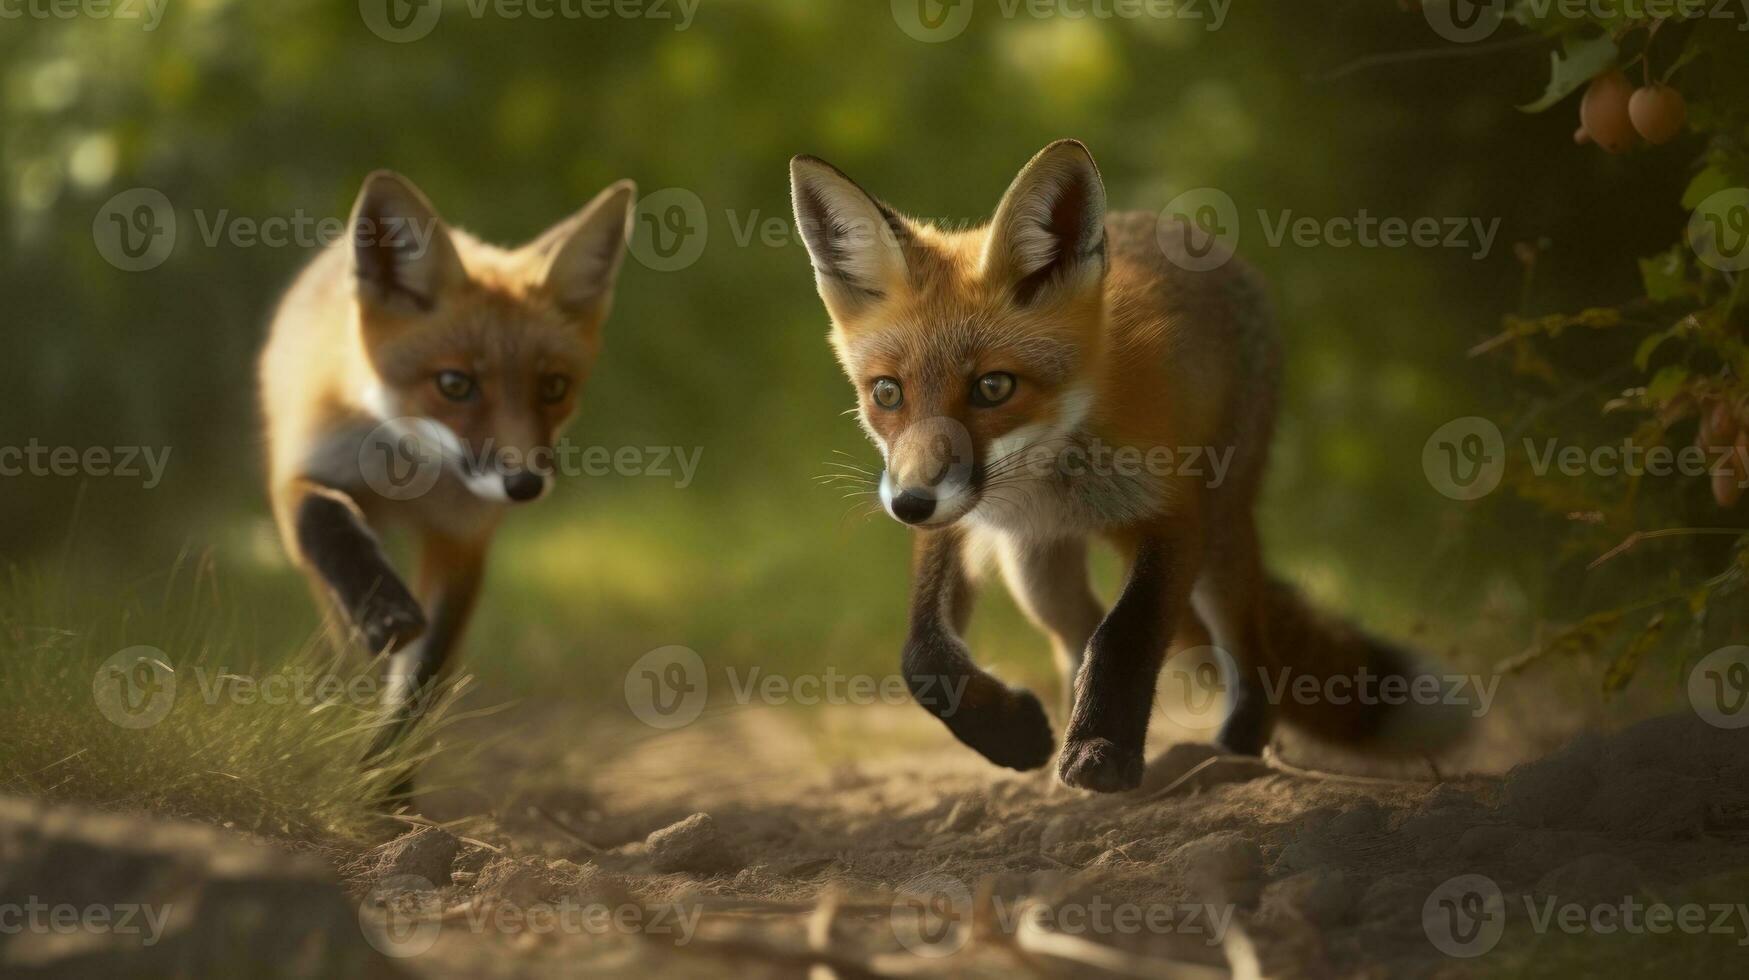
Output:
[[889, 490, 936, 525], [502, 470, 547, 503]]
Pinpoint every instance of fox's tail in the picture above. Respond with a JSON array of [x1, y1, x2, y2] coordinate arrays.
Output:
[[1259, 576, 1471, 753]]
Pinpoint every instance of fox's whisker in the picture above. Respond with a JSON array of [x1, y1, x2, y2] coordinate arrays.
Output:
[[821, 460, 877, 475]]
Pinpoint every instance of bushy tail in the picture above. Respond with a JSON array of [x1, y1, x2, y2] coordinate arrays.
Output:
[[1261, 577, 1471, 754]]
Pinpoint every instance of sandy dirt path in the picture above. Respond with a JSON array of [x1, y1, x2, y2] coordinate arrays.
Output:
[[336, 694, 1749, 979]]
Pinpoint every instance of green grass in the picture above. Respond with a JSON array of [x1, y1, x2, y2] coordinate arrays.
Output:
[[0, 557, 462, 847]]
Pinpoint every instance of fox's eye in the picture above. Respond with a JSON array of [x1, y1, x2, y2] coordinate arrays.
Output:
[[871, 377, 903, 410], [539, 374, 571, 405], [972, 372, 1016, 407], [436, 370, 476, 401]]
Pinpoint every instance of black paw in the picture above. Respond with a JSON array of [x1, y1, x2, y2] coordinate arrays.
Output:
[[941, 687, 1055, 772], [1057, 736, 1144, 792], [356, 585, 426, 654], [1213, 698, 1273, 757]]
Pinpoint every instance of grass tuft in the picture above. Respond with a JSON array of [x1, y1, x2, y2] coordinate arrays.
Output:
[[0, 553, 461, 848]]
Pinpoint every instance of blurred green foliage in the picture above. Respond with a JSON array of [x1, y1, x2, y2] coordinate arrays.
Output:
[[1470, 11, 1749, 691], [0, 1, 1718, 704]]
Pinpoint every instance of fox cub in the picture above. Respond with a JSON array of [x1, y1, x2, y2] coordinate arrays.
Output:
[[260, 172, 635, 764], [790, 140, 1458, 792]]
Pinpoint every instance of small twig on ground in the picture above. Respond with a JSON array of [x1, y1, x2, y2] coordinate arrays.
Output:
[[1013, 900, 1229, 980], [1138, 757, 1224, 802], [1262, 747, 1492, 788]]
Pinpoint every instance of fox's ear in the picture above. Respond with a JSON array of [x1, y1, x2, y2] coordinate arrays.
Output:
[[350, 171, 465, 314], [530, 179, 636, 321], [981, 140, 1107, 305], [790, 155, 910, 321]]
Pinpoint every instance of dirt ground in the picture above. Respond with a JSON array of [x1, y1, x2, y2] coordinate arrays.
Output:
[[339, 689, 1749, 979]]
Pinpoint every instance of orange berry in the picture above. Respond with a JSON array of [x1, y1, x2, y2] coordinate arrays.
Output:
[[1580, 70, 1637, 154], [1628, 84, 1687, 145]]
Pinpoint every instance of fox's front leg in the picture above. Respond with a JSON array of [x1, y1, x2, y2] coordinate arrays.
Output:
[[1060, 522, 1201, 792], [280, 478, 426, 654], [367, 534, 485, 768], [904, 528, 1054, 771]]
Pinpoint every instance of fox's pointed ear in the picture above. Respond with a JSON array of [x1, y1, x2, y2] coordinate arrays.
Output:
[[350, 171, 465, 314], [790, 155, 910, 321], [982, 140, 1107, 305], [531, 179, 636, 321]]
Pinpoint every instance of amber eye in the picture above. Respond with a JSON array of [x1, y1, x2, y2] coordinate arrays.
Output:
[[871, 377, 903, 410], [539, 374, 572, 405], [971, 372, 1016, 407], [436, 370, 476, 401]]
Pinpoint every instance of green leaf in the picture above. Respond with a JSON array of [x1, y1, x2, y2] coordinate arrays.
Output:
[[1647, 364, 1690, 404], [1682, 165, 1731, 210], [1638, 247, 1689, 303], [1634, 327, 1676, 371], [1518, 34, 1618, 114]]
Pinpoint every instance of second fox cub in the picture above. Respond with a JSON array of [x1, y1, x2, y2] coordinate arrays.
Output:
[[260, 172, 635, 767], [790, 140, 1461, 792]]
